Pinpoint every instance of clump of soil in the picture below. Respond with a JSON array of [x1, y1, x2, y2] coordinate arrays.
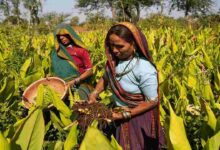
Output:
[[72, 101, 112, 131]]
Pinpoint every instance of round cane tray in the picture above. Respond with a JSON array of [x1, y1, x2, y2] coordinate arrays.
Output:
[[22, 77, 67, 108]]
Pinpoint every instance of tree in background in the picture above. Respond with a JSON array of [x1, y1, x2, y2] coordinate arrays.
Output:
[[0, 0, 11, 17], [170, 0, 214, 16], [11, 0, 20, 18], [41, 12, 70, 28], [70, 16, 79, 26], [115, 0, 160, 23], [76, 0, 160, 23], [0, 0, 43, 24], [22, 0, 43, 24], [0, 0, 24, 24]]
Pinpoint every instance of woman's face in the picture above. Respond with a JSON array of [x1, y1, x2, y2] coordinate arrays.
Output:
[[109, 34, 135, 60], [59, 35, 71, 46]]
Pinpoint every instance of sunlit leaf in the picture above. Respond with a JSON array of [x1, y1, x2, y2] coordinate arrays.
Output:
[[20, 57, 32, 79], [203, 130, 220, 150], [168, 102, 191, 150], [64, 122, 78, 150], [0, 132, 10, 150], [79, 127, 114, 150], [110, 135, 122, 150], [11, 109, 45, 150]]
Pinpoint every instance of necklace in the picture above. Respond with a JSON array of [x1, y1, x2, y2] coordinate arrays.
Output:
[[115, 57, 139, 80]]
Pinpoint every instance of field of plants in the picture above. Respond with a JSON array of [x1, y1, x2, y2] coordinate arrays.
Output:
[[0, 23, 219, 150]]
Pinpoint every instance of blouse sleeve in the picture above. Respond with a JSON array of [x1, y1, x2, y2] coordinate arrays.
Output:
[[137, 60, 158, 101]]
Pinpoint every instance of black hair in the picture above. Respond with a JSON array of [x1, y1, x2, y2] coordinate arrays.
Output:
[[106, 25, 135, 44]]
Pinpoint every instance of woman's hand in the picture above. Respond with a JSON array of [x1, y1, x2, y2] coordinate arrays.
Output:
[[88, 92, 98, 104], [112, 112, 123, 121], [67, 77, 81, 87]]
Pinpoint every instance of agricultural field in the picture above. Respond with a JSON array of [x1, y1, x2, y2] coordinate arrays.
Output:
[[0, 23, 219, 150]]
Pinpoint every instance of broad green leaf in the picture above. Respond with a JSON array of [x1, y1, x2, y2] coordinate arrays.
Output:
[[157, 55, 168, 70], [35, 84, 44, 107], [174, 77, 187, 99], [168, 102, 191, 150], [204, 103, 217, 131], [11, 109, 45, 150], [20, 57, 32, 79], [13, 118, 26, 130], [3, 125, 15, 139], [73, 89, 81, 102], [158, 71, 166, 84], [201, 48, 213, 69], [50, 87, 72, 118], [191, 90, 200, 106], [0, 132, 10, 150], [187, 61, 198, 89], [1, 77, 15, 101], [214, 70, 220, 91], [23, 71, 42, 87], [0, 52, 3, 61], [0, 77, 15, 102], [90, 120, 98, 128], [60, 113, 72, 127], [203, 130, 220, 150], [79, 127, 114, 150], [216, 117, 220, 133], [110, 135, 122, 150], [64, 122, 78, 150], [187, 75, 197, 88], [185, 47, 200, 56], [0, 78, 7, 100], [50, 111, 64, 130], [54, 141, 64, 150], [202, 83, 214, 101], [172, 40, 178, 53]]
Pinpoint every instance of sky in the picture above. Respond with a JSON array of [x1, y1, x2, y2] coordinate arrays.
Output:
[[41, 0, 220, 22]]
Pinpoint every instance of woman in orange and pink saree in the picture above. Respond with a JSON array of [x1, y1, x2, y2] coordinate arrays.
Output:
[[89, 22, 165, 150]]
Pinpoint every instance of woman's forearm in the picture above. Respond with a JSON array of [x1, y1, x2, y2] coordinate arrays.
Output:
[[93, 77, 107, 94], [79, 69, 93, 81], [129, 101, 158, 117]]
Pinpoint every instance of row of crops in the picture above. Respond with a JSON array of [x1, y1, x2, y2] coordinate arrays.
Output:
[[0, 24, 219, 150]]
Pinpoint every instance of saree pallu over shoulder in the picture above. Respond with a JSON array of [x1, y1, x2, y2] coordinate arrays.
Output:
[[51, 47, 79, 81], [105, 64, 145, 107]]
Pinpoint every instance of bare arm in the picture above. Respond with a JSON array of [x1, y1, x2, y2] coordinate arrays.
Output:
[[112, 100, 158, 120], [88, 77, 108, 103], [79, 69, 93, 81], [67, 69, 93, 87]]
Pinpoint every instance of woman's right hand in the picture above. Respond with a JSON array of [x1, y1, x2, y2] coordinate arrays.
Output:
[[88, 92, 97, 104]]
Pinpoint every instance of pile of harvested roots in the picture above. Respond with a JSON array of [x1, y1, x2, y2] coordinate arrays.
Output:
[[72, 101, 112, 131]]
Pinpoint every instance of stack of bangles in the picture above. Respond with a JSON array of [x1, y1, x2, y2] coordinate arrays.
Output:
[[122, 111, 131, 120]]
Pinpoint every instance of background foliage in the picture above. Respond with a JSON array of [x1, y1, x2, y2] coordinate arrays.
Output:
[[0, 1, 220, 148]]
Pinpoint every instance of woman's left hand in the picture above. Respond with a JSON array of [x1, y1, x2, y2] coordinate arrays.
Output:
[[112, 112, 123, 121]]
